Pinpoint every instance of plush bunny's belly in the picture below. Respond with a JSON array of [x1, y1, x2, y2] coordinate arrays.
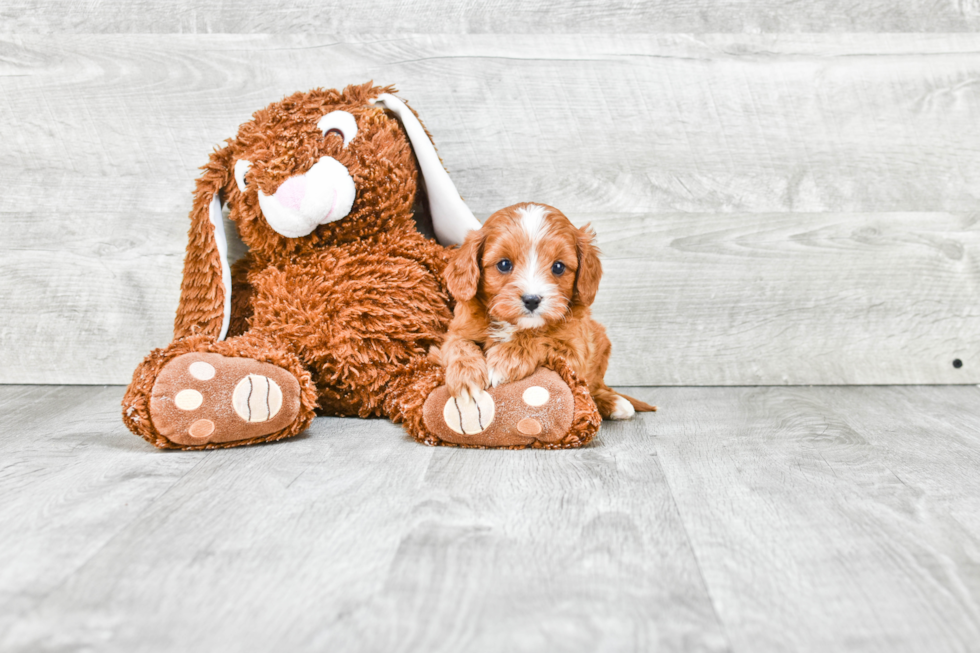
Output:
[[245, 243, 452, 414]]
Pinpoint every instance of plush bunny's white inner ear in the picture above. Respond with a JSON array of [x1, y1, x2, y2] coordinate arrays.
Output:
[[208, 193, 232, 340], [371, 93, 481, 246]]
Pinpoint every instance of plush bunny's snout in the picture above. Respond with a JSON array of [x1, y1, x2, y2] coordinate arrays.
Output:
[[256, 156, 356, 239]]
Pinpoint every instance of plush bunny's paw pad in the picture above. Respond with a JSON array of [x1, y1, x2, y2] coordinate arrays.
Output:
[[422, 368, 574, 448], [149, 353, 301, 446]]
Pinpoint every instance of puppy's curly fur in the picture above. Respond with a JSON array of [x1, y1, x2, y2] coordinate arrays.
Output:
[[433, 202, 656, 420]]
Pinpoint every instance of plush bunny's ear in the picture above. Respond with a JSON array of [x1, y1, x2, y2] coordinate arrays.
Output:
[[371, 93, 481, 246], [173, 146, 234, 341]]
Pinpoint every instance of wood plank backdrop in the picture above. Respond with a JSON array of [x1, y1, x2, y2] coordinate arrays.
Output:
[[5, 1, 980, 33], [1, 31, 978, 385]]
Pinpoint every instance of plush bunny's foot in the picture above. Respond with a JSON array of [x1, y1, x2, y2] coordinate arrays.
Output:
[[148, 352, 302, 447], [422, 368, 582, 448]]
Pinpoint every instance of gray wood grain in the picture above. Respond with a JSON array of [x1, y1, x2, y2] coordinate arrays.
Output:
[[588, 211, 979, 385], [3, 0, 979, 34], [5, 385, 980, 651], [2, 34, 979, 384], [0, 386, 728, 653], [5, 35, 980, 214], [0, 386, 206, 638], [638, 384, 980, 653]]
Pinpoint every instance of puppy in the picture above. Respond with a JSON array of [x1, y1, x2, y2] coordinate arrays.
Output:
[[433, 202, 656, 420]]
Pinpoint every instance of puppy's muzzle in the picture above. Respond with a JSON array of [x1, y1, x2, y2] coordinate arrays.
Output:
[[257, 157, 357, 238], [522, 294, 542, 312]]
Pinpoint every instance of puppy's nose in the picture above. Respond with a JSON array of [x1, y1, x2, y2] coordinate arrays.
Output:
[[522, 294, 542, 312]]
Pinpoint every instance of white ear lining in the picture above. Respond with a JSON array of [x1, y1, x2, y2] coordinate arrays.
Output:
[[371, 93, 481, 246], [208, 193, 232, 341]]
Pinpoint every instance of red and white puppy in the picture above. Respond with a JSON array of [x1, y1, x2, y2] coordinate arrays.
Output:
[[433, 202, 655, 420]]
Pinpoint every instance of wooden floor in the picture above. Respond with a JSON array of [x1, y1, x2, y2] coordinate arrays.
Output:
[[2, 384, 979, 652]]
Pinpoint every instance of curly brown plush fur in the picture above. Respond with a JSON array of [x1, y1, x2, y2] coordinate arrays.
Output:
[[122, 83, 601, 450]]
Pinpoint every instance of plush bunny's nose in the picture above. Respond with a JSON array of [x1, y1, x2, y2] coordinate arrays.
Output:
[[257, 156, 356, 239], [274, 176, 307, 212]]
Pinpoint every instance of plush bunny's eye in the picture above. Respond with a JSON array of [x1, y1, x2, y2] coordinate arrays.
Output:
[[234, 159, 252, 193], [317, 111, 358, 148]]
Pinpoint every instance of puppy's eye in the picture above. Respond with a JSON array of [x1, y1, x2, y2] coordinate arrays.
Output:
[[496, 259, 513, 273], [551, 261, 566, 276], [317, 111, 358, 148]]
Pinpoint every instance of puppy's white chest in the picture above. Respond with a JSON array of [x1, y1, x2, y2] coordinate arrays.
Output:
[[488, 321, 518, 343]]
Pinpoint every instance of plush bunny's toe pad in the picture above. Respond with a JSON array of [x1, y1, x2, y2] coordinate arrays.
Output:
[[422, 368, 574, 448], [149, 353, 301, 446]]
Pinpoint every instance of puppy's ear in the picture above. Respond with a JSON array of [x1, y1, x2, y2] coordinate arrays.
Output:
[[573, 224, 602, 308], [444, 228, 485, 302], [173, 143, 235, 341]]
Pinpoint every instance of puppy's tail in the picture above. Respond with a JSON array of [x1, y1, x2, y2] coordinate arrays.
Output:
[[618, 392, 657, 412]]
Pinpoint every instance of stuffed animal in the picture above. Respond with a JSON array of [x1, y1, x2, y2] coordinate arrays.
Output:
[[122, 83, 601, 449]]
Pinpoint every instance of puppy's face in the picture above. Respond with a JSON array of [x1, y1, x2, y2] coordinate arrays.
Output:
[[446, 203, 602, 330]]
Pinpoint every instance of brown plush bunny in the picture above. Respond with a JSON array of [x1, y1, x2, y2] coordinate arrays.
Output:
[[122, 83, 601, 450]]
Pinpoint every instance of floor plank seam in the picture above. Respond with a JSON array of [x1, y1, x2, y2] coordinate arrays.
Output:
[[645, 415, 736, 653]]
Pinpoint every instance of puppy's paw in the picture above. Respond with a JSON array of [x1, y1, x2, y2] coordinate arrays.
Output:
[[446, 355, 489, 401], [485, 346, 536, 388], [487, 366, 508, 388], [609, 396, 636, 420], [452, 378, 487, 403]]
